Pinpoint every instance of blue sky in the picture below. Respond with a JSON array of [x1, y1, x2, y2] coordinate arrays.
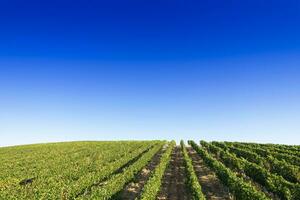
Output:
[[1, 0, 300, 146]]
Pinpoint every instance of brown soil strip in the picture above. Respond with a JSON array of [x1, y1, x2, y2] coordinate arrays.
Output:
[[156, 146, 191, 200], [116, 145, 167, 200], [187, 147, 232, 200]]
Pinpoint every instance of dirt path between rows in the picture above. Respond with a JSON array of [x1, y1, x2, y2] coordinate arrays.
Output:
[[156, 146, 191, 200], [116, 145, 166, 200], [187, 147, 232, 200]]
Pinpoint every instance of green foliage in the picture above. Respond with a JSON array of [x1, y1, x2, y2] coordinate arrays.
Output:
[[180, 140, 205, 200], [207, 142, 300, 200], [139, 141, 175, 200], [1, 140, 299, 200], [222, 142, 300, 184], [0, 141, 164, 199], [190, 141, 269, 200], [234, 142, 300, 166], [86, 142, 165, 199]]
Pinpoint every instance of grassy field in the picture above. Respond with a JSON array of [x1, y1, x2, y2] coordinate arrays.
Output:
[[0, 140, 299, 200]]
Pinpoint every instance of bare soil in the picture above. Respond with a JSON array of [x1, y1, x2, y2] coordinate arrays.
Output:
[[156, 146, 191, 200], [117, 146, 166, 200], [187, 147, 232, 200]]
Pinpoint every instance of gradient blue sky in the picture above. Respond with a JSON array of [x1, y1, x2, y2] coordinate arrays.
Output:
[[1, 0, 300, 146]]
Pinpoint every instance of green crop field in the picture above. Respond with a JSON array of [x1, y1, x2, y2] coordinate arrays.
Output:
[[0, 140, 299, 200]]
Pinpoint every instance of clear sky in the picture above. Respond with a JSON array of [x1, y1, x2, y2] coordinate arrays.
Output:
[[1, 0, 300, 146]]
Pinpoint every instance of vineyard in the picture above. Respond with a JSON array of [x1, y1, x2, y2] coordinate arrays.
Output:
[[0, 141, 300, 200]]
